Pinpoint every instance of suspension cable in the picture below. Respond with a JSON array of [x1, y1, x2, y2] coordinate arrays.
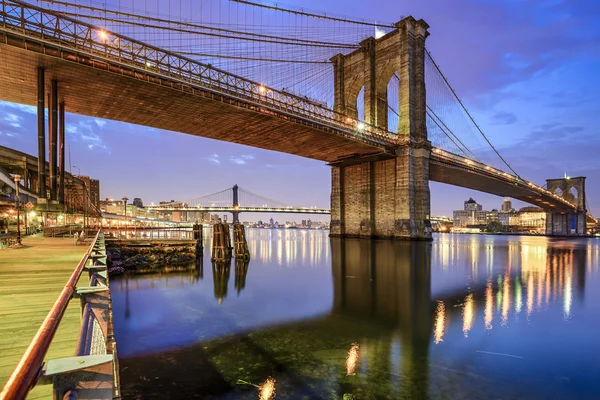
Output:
[[426, 112, 472, 159], [426, 106, 482, 162], [173, 52, 332, 64], [425, 49, 521, 178], [230, 0, 396, 28], [41, 0, 360, 49]]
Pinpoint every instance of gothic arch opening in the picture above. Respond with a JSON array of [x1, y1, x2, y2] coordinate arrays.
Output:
[[387, 74, 400, 133], [567, 187, 578, 204], [554, 188, 564, 198], [356, 86, 365, 122]]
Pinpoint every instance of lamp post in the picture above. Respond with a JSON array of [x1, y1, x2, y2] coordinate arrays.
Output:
[[72, 165, 81, 176], [13, 175, 22, 245], [123, 197, 128, 226]]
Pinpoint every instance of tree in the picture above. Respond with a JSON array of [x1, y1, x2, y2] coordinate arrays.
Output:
[[486, 220, 504, 233]]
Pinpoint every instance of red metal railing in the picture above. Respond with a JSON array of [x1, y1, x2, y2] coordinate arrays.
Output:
[[0, 230, 101, 400]]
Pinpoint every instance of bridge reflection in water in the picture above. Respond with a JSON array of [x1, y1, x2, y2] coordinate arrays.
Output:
[[112, 232, 596, 400]]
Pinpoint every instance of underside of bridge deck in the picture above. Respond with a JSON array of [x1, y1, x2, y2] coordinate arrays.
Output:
[[0, 42, 387, 163]]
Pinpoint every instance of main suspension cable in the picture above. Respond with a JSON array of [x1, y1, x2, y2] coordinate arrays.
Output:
[[425, 49, 521, 178]]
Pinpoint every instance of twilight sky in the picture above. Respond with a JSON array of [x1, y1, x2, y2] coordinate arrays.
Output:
[[1, 0, 599, 221]]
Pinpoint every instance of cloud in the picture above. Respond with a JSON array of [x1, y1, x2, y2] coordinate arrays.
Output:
[[66, 124, 78, 134], [490, 111, 517, 125], [229, 154, 255, 165], [0, 130, 19, 137], [94, 119, 107, 128], [0, 101, 36, 115], [64, 121, 108, 151], [3, 113, 22, 128], [207, 154, 220, 164]]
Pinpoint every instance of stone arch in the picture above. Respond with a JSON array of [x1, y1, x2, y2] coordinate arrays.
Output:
[[567, 186, 578, 204], [355, 86, 365, 121], [385, 73, 400, 133], [554, 187, 564, 198], [330, 16, 429, 139]]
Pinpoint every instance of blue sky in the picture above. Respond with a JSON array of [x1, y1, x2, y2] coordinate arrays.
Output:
[[1, 0, 599, 220]]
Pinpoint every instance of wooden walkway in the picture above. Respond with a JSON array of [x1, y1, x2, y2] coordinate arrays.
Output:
[[0, 235, 87, 399]]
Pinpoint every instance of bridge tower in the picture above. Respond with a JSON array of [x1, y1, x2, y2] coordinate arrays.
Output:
[[329, 16, 431, 240], [232, 184, 240, 224], [545, 177, 587, 236]]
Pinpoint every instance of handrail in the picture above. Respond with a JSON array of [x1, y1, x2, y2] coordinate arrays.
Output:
[[0, 230, 101, 400]]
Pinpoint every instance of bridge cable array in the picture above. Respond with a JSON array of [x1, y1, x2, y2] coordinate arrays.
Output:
[[37, 0, 522, 185], [425, 50, 521, 179]]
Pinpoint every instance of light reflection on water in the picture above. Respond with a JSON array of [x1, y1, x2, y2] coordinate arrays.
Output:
[[112, 231, 600, 399]]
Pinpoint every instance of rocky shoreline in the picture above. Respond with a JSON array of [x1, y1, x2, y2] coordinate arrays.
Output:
[[107, 243, 200, 275]]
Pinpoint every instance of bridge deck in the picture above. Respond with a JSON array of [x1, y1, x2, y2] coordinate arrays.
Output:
[[0, 235, 87, 399], [0, 37, 386, 163]]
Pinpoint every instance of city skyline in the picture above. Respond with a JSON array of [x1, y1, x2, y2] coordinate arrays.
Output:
[[1, 0, 598, 219]]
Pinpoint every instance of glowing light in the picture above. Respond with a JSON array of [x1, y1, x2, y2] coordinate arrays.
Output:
[[434, 301, 446, 344], [462, 294, 475, 338], [564, 266, 572, 319], [145, 61, 152, 68], [357, 122, 365, 131], [258, 85, 267, 94], [375, 27, 386, 39], [501, 274, 510, 325], [258, 377, 276, 400], [346, 343, 360, 375], [28, 211, 36, 218], [98, 30, 108, 41], [484, 281, 493, 330]]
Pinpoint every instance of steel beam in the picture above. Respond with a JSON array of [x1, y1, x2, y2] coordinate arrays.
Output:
[[49, 80, 58, 201], [59, 102, 65, 203], [37, 67, 46, 198]]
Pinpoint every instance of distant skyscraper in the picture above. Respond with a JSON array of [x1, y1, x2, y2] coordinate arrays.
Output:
[[464, 198, 482, 211], [133, 197, 143, 208], [501, 197, 512, 212]]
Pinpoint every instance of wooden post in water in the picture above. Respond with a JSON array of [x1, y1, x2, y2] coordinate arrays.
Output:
[[233, 223, 250, 260], [193, 223, 203, 257], [222, 222, 233, 259], [211, 220, 231, 262]]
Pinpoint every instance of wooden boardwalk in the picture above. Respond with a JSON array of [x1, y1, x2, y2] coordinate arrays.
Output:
[[0, 235, 87, 399]]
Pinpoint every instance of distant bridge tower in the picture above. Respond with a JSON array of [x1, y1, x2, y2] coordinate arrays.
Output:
[[329, 16, 432, 240], [545, 177, 587, 236], [232, 184, 240, 224]]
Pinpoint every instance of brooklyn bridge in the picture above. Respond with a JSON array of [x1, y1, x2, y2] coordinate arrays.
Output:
[[0, 0, 594, 238]]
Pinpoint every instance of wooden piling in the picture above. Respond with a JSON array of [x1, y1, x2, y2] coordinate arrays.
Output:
[[233, 223, 250, 260], [211, 221, 231, 262], [193, 223, 203, 257]]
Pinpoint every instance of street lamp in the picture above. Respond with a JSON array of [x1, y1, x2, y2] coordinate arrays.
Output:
[[13, 175, 22, 246], [72, 165, 81, 176], [123, 196, 128, 225]]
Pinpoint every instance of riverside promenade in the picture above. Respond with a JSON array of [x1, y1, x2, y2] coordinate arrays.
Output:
[[0, 234, 87, 399]]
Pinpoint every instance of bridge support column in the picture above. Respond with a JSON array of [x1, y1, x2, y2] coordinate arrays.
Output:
[[49, 79, 59, 201], [545, 177, 588, 236], [59, 101, 66, 203], [330, 144, 432, 240], [37, 67, 47, 199], [545, 212, 587, 236]]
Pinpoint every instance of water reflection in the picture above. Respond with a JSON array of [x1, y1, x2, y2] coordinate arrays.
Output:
[[112, 233, 600, 400]]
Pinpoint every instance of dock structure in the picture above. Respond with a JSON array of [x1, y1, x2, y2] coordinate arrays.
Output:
[[0, 232, 119, 399], [0, 236, 87, 399]]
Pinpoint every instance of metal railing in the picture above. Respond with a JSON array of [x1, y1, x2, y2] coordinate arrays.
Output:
[[0, 230, 103, 400], [0, 0, 395, 147]]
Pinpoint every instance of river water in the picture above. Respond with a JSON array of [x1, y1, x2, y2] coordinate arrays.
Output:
[[111, 229, 600, 399]]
